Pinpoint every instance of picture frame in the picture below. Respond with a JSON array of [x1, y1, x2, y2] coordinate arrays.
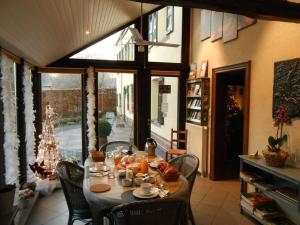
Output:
[[189, 71, 196, 80], [199, 60, 208, 77], [237, 15, 257, 31], [211, 11, 223, 42], [223, 13, 238, 43], [201, 10, 212, 41]]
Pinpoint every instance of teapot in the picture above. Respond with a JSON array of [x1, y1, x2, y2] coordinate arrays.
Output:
[[145, 138, 157, 157]]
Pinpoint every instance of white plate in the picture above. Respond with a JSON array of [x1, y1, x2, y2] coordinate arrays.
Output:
[[149, 162, 159, 168], [132, 188, 159, 199], [89, 166, 110, 173]]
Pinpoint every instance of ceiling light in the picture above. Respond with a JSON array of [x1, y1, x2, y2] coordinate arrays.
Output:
[[85, 30, 90, 35]]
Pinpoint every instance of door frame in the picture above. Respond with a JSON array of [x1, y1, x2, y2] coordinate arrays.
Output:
[[210, 61, 251, 180]]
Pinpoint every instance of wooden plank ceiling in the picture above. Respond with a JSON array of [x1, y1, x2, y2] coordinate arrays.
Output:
[[130, 0, 300, 23], [0, 0, 158, 66]]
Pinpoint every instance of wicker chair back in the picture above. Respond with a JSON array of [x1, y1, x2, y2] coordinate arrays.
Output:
[[99, 141, 137, 153], [56, 161, 91, 225], [111, 198, 187, 225]]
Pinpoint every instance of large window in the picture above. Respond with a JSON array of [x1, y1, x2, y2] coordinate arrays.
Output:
[[98, 72, 134, 145], [71, 25, 135, 61], [148, 7, 182, 63], [42, 73, 82, 163]]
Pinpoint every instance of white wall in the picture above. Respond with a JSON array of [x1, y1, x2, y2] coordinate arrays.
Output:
[[191, 9, 300, 169], [151, 77, 178, 140]]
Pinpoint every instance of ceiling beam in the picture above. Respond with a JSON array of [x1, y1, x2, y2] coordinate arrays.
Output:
[[129, 0, 300, 23]]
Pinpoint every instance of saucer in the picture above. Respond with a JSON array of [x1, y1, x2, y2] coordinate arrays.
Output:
[[132, 188, 159, 199], [90, 166, 110, 173]]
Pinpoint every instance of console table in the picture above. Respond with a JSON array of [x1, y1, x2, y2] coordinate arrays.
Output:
[[239, 155, 300, 225]]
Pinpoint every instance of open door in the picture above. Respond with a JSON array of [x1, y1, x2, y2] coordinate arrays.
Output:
[[210, 62, 251, 180]]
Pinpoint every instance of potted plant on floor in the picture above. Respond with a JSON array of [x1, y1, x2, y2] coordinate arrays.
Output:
[[262, 105, 290, 167], [98, 119, 112, 147]]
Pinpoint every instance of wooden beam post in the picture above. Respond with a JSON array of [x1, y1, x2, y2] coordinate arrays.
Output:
[[16, 60, 27, 185]]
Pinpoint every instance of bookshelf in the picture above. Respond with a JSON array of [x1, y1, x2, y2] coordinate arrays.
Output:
[[186, 78, 210, 126], [239, 155, 300, 225]]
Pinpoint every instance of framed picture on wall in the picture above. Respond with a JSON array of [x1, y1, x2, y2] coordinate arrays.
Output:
[[223, 13, 238, 43], [199, 60, 208, 77], [237, 15, 257, 30], [211, 11, 223, 42], [201, 9, 212, 41]]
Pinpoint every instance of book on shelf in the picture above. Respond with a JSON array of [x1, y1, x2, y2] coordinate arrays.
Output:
[[275, 187, 298, 204], [240, 171, 263, 182], [241, 192, 273, 207], [240, 199, 255, 213], [254, 204, 282, 220], [193, 84, 200, 95], [252, 181, 275, 191]]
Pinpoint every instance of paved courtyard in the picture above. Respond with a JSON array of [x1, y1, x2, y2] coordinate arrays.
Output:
[[55, 118, 133, 161]]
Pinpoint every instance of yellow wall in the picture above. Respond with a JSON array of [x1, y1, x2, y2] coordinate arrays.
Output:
[[191, 9, 300, 166]]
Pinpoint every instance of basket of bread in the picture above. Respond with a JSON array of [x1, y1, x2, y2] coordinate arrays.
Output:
[[157, 162, 180, 182], [90, 149, 105, 162]]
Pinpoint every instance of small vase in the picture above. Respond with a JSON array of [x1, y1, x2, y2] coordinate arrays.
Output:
[[262, 148, 289, 167]]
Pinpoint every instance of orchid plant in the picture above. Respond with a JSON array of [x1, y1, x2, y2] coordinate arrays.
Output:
[[268, 105, 290, 152]]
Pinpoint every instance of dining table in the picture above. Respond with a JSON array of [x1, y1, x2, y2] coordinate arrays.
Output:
[[83, 151, 189, 225]]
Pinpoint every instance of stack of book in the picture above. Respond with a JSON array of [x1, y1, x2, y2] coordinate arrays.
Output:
[[241, 192, 286, 222], [240, 171, 263, 182], [254, 204, 282, 220], [241, 192, 273, 210]]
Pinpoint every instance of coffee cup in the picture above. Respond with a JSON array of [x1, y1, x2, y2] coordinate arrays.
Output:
[[140, 183, 152, 195], [134, 177, 144, 186]]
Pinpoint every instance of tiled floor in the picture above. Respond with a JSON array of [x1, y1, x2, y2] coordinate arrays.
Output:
[[26, 176, 256, 225]]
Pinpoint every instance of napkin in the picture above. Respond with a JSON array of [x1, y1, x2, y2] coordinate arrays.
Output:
[[158, 189, 169, 198]]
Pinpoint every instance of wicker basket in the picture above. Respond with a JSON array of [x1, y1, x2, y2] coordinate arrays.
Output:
[[158, 169, 180, 182], [262, 148, 289, 167]]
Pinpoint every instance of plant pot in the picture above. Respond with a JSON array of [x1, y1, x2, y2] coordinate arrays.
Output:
[[262, 148, 289, 167], [0, 184, 16, 215]]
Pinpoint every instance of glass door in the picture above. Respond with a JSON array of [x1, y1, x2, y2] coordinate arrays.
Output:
[[150, 72, 179, 157], [97, 72, 135, 147]]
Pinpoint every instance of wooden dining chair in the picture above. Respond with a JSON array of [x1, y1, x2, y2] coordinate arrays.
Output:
[[111, 198, 187, 225], [165, 128, 188, 161]]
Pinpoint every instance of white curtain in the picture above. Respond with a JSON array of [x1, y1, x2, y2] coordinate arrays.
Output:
[[87, 67, 96, 150], [0, 52, 20, 184], [23, 62, 36, 182]]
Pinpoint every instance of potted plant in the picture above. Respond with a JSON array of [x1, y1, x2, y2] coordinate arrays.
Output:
[[262, 105, 290, 167], [98, 119, 112, 147]]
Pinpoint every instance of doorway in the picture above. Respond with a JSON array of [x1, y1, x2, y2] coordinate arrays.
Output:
[[210, 62, 250, 180]]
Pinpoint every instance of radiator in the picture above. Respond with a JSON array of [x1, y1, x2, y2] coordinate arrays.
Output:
[[186, 123, 208, 176]]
